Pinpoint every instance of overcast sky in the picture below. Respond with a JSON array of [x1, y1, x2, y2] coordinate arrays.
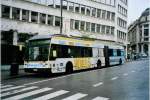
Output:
[[128, 0, 150, 25]]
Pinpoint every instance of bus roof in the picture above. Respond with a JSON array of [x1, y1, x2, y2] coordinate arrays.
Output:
[[28, 34, 123, 49], [28, 34, 63, 40]]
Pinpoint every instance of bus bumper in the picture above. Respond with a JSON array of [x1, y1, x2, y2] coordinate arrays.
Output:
[[24, 68, 52, 73]]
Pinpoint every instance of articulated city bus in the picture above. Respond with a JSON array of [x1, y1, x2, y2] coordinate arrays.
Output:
[[24, 34, 125, 74]]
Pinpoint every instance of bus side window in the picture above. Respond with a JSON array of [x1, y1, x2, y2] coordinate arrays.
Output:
[[53, 50, 57, 57], [113, 49, 117, 56], [108, 49, 113, 57], [49, 44, 57, 60], [99, 48, 104, 57], [117, 49, 121, 56], [121, 50, 124, 56], [68, 48, 73, 57]]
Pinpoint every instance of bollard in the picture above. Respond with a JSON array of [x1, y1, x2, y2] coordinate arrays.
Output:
[[10, 63, 19, 76]]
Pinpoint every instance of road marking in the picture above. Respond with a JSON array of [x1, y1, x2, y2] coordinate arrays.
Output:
[[22, 69, 101, 86], [1, 86, 25, 92], [92, 96, 109, 100], [123, 73, 128, 76], [33, 90, 69, 100], [131, 70, 135, 73], [3, 88, 52, 100], [1, 85, 13, 89], [111, 77, 118, 80], [0, 84, 4, 86], [93, 82, 103, 87], [1, 86, 38, 97], [62, 93, 87, 100]]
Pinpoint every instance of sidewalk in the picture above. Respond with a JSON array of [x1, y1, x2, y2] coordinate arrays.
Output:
[[126, 57, 149, 62], [1, 65, 28, 80]]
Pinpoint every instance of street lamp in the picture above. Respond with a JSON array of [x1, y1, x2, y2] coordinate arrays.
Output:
[[60, 0, 63, 34]]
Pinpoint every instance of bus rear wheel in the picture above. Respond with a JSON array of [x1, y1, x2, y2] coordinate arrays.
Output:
[[66, 62, 73, 74], [119, 59, 122, 65], [97, 60, 101, 68]]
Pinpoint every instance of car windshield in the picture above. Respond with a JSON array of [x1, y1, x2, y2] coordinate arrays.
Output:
[[26, 39, 50, 61]]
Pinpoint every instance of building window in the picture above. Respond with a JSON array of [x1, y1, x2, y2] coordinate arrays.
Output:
[[86, 6, 91, 16], [80, 21, 85, 30], [106, 11, 110, 20], [63, 0, 68, 10], [144, 38, 149, 41], [86, 22, 90, 32], [101, 25, 105, 34], [96, 24, 101, 33], [31, 11, 38, 23], [75, 20, 79, 30], [55, 0, 60, 9], [144, 29, 149, 36], [22, 9, 29, 22], [111, 13, 115, 21], [102, 10, 106, 19], [2, 5, 10, 18], [47, 0, 54, 8], [81, 5, 85, 14], [12, 7, 20, 20], [92, 8, 96, 17], [97, 9, 101, 18], [91, 23, 95, 32], [144, 24, 149, 28], [118, 17, 127, 28], [55, 16, 60, 26], [47, 15, 53, 25], [118, 4, 127, 16], [74, 3, 80, 13], [106, 26, 110, 34], [111, 27, 114, 35], [68, 2, 74, 12], [40, 13, 46, 24]]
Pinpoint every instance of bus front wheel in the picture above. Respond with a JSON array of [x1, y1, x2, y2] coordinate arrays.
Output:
[[66, 62, 73, 74], [97, 60, 101, 68]]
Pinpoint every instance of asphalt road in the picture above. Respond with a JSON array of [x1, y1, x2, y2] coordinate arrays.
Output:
[[1, 59, 149, 100]]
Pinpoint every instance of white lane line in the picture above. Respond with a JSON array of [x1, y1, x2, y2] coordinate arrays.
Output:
[[33, 90, 69, 100], [0, 84, 4, 86], [131, 70, 135, 73], [3, 88, 52, 100], [123, 73, 128, 76], [93, 82, 103, 87], [62, 93, 88, 100], [1, 85, 14, 89], [1, 86, 38, 97], [92, 96, 109, 100], [111, 77, 118, 81], [1, 86, 25, 92]]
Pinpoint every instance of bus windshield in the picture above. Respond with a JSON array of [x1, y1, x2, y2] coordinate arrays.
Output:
[[26, 39, 50, 61]]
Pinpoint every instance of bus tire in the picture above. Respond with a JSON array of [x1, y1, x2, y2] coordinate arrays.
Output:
[[119, 58, 122, 65], [97, 60, 101, 68], [66, 62, 73, 74]]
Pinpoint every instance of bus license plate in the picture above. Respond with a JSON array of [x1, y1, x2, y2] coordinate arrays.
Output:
[[33, 69, 38, 71]]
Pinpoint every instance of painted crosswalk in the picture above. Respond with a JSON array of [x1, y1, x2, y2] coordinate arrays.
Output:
[[1, 86, 38, 97], [62, 93, 88, 100], [1, 85, 25, 92], [1, 84, 109, 100], [1, 85, 13, 89], [33, 90, 69, 100]]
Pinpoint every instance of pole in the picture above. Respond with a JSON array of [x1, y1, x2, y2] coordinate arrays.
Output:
[[60, 0, 63, 34]]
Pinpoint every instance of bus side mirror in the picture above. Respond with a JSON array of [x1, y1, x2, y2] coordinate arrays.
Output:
[[53, 50, 57, 57]]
